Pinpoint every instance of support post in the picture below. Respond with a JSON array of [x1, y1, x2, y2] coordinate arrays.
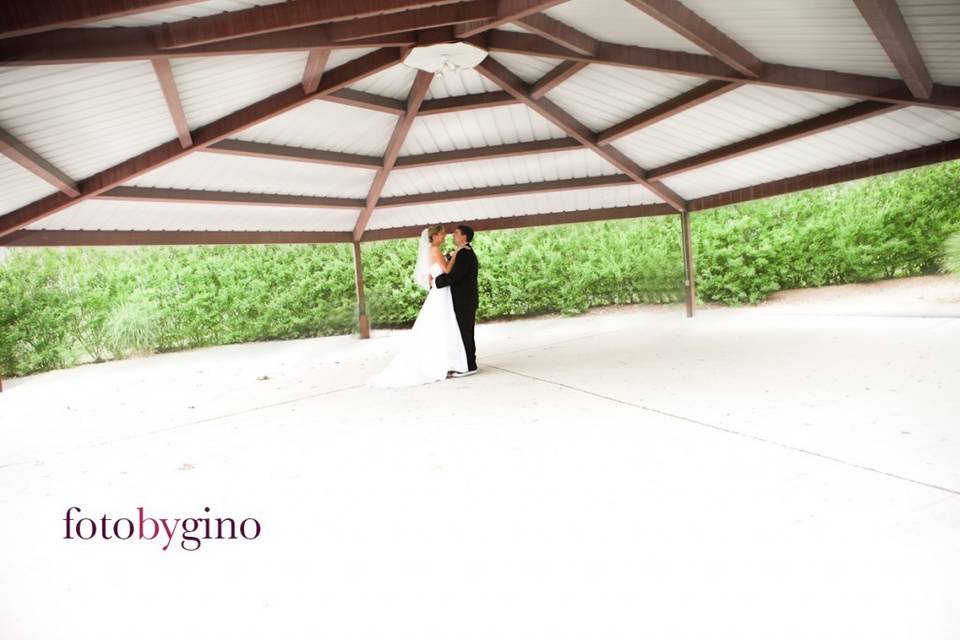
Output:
[[680, 210, 696, 317], [352, 241, 370, 339]]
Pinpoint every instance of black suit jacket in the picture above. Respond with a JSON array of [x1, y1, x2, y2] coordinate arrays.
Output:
[[435, 244, 479, 312]]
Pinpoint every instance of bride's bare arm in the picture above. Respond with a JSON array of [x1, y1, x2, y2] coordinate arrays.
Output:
[[432, 246, 457, 273]]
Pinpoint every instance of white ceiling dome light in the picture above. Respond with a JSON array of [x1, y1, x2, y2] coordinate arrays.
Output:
[[403, 41, 489, 76]]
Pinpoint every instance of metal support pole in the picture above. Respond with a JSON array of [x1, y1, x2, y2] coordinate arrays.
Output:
[[352, 241, 370, 339], [680, 210, 696, 318]]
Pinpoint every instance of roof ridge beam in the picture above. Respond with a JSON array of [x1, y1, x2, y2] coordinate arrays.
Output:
[[476, 56, 687, 211], [158, 0, 462, 49], [0, 0, 196, 39], [0, 48, 401, 239], [623, 0, 763, 78], [328, 1, 500, 42], [455, 0, 572, 38], [484, 30, 960, 111], [516, 12, 598, 56], [853, 0, 933, 99], [649, 101, 904, 180], [353, 70, 435, 241], [0, 127, 79, 197]]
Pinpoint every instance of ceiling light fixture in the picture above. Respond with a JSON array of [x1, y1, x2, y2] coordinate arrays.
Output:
[[403, 42, 489, 76]]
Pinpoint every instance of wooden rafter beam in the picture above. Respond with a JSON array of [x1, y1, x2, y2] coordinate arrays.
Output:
[[151, 58, 192, 148], [204, 140, 382, 170], [455, 0, 571, 38], [597, 80, 740, 145], [353, 70, 435, 241], [395, 138, 581, 168], [0, 25, 412, 66], [853, 0, 933, 99], [378, 175, 632, 207], [689, 137, 960, 212], [0, 127, 79, 197], [302, 49, 331, 94], [158, 0, 462, 48], [623, 0, 763, 78], [476, 56, 687, 210], [484, 30, 960, 111], [327, 0, 499, 41], [0, 0, 196, 39], [516, 12, 597, 56], [0, 230, 353, 246], [649, 101, 904, 180], [530, 60, 589, 98], [98, 187, 365, 209], [419, 90, 517, 114], [364, 203, 677, 241], [323, 88, 406, 115], [0, 48, 401, 239]]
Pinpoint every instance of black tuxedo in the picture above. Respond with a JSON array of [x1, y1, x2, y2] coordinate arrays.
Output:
[[435, 244, 479, 371]]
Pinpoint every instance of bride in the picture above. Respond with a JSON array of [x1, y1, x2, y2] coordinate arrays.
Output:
[[368, 225, 468, 388]]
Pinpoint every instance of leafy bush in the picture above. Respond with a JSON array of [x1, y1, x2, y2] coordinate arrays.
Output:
[[1, 161, 958, 377]]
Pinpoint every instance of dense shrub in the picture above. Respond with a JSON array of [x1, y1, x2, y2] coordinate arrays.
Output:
[[1, 161, 958, 377]]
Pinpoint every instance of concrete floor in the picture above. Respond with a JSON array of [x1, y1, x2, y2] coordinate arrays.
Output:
[[1, 277, 959, 639]]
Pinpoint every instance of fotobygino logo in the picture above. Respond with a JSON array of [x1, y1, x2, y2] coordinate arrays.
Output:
[[63, 507, 262, 551]]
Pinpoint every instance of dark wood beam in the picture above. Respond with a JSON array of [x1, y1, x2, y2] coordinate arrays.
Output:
[[623, 0, 763, 78], [680, 209, 695, 317], [476, 56, 687, 210], [378, 174, 633, 207], [516, 12, 597, 56], [484, 29, 960, 111], [204, 140, 382, 170], [302, 49, 330, 94], [853, 0, 933, 99], [151, 58, 192, 148], [363, 202, 677, 241], [0, 25, 412, 66], [0, 49, 401, 239], [455, 0, 571, 38], [597, 80, 739, 145], [530, 60, 589, 98], [395, 137, 581, 167], [98, 187, 365, 209], [327, 0, 498, 41], [689, 137, 960, 212], [0, 229, 353, 246], [158, 0, 462, 48], [419, 90, 517, 114], [352, 241, 370, 338], [322, 88, 406, 115], [0, 127, 79, 197], [354, 70, 435, 241], [649, 101, 903, 180], [0, 0, 196, 39]]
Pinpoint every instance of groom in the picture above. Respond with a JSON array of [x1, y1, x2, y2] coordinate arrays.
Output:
[[436, 225, 479, 377]]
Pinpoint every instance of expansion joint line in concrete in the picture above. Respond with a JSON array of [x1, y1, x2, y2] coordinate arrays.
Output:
[[484, 364, 960, 498]]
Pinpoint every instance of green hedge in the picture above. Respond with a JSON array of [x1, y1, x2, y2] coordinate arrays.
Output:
[[1, 161, 959, 377]]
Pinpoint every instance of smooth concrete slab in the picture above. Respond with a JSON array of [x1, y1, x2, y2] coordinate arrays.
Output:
[[1, 276, 958, 639]]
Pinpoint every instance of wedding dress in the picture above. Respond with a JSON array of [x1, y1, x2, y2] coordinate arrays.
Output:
[[368, 234, 468, 388]]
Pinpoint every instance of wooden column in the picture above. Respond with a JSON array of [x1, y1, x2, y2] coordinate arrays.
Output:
[[680, 210, 696, 317], [352, 241, 370, 339]]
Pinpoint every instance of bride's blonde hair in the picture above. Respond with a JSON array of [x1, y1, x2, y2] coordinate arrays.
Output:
[[426, 224, 444, 242]]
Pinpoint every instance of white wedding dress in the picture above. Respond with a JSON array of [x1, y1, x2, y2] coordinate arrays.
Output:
[[368, 260, 468, 388]]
